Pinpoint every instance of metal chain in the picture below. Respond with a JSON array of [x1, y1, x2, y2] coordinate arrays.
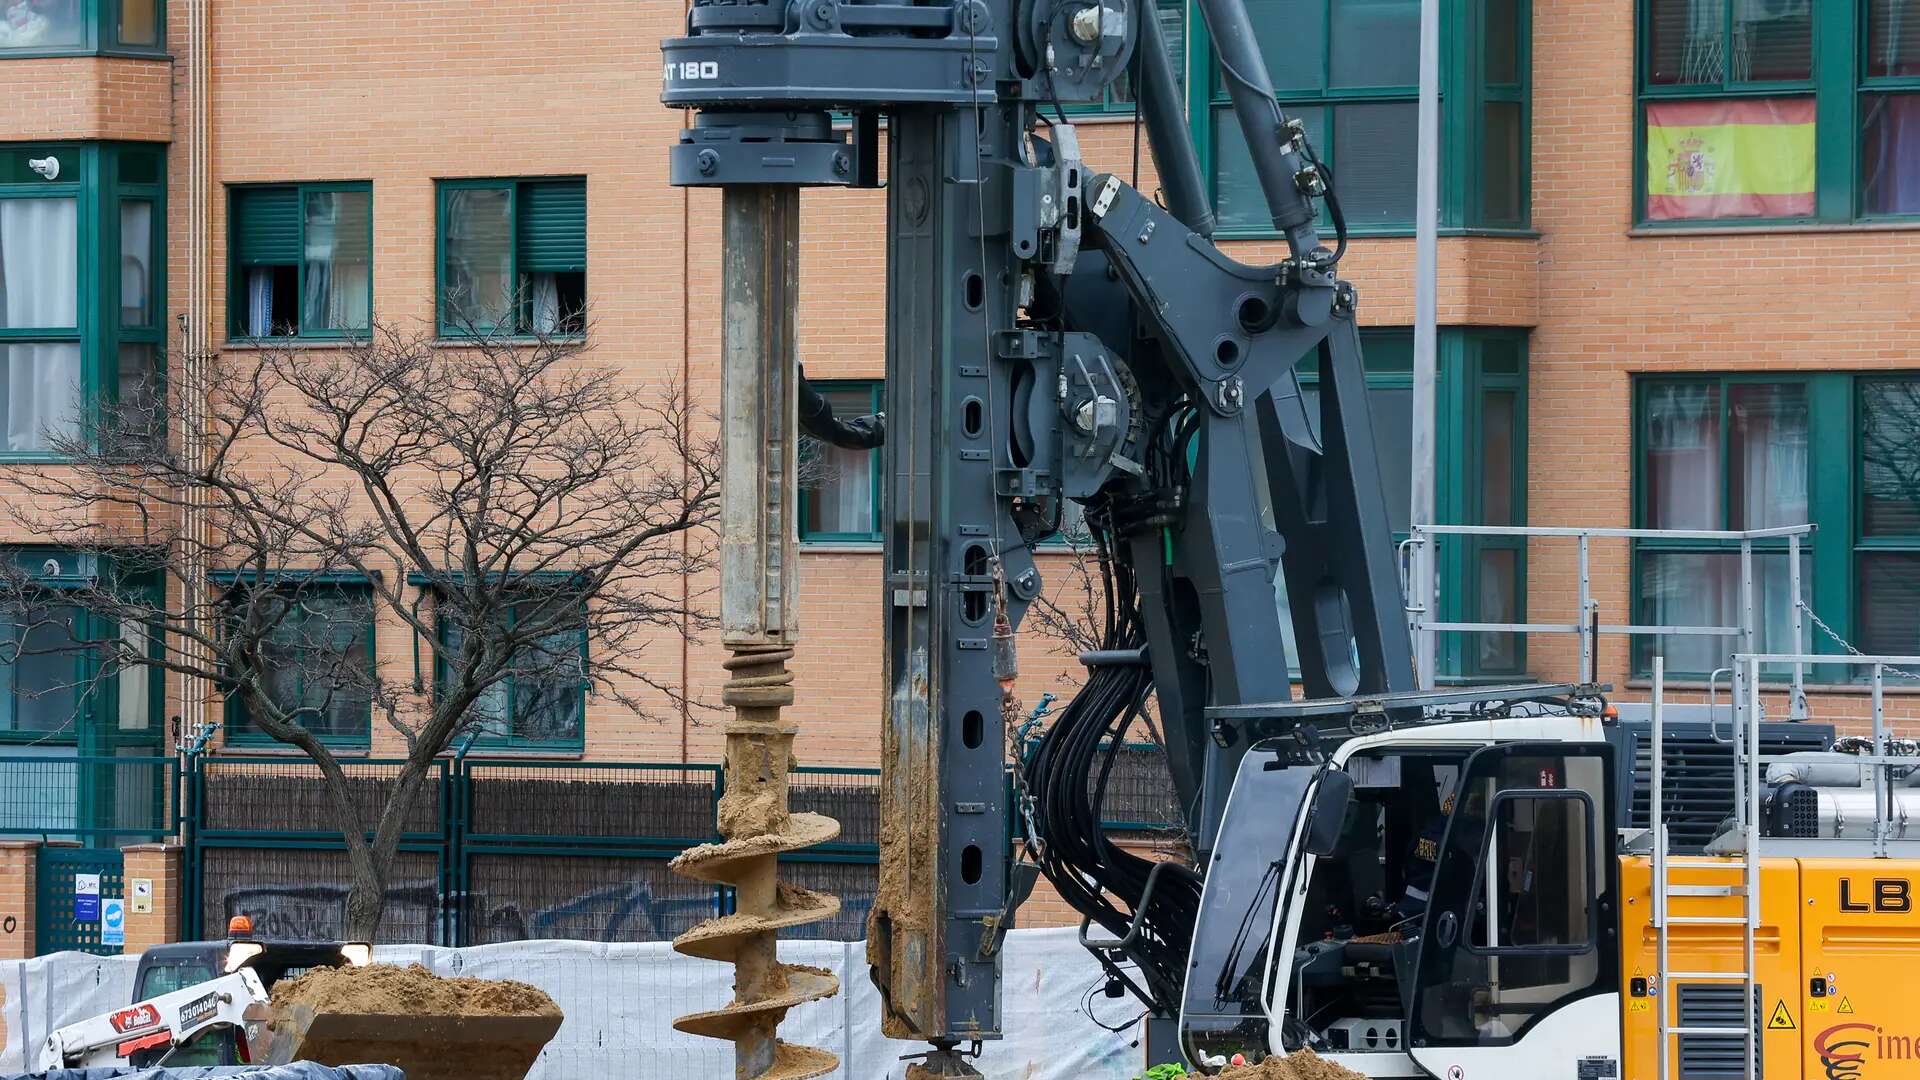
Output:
[[1796, 597, 1920, 682]]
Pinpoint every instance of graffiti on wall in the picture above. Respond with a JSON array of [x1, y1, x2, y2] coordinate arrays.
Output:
[[214, 877, 876, 945]]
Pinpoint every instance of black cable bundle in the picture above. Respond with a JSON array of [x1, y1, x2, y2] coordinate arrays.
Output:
[[1020, 411, 1206, 1016]]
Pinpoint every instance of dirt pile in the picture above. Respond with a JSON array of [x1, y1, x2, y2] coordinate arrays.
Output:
[[270, 963, 560, 1018], [263, 963, 563, 1080], [1214, 1049, 1370, 1080]]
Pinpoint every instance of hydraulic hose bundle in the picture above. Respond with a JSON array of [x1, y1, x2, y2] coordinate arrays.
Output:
[[1019, 412, 1205, 1015]]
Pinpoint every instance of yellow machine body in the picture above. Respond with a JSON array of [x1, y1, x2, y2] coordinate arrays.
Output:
[[1621, 855, 1920, 1080]]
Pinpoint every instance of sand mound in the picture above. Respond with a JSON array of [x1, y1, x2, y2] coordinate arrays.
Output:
[[270, 962, 560, 1018], [264, 964, 562, 1080]]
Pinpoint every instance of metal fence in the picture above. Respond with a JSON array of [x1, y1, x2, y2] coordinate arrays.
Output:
[[0, 736, 1180, 947], [0, 754, 177, 845], [186, 755, 887, 947]]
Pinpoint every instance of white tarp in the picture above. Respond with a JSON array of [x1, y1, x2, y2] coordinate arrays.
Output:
[[3, 928, 1145, 1079]]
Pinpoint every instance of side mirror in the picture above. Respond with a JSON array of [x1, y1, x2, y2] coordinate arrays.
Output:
[[1302, 768, 1354, 857]]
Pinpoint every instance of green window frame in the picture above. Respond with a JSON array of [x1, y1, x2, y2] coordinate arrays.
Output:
[[799, 380, 884, 544], [219, 581, 377, 750], [433, 599, 589, 752], [1189, 0, 1532, 236], [1284, 327, 1528, 680], [1064, 0, 1189, 115], [0, 143, 165, 462], [0, 549, 161, 751], [227, 181, 373, 341], [0, 0, 165, 58], [1855, 375, 1920, 663], [1635, 0, 1920, 225], [1630, 371, 1920, 681], [435, 177, 588, 339]]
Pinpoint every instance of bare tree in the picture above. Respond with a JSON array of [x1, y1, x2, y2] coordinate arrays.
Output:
[[0, 318, 719, 940]]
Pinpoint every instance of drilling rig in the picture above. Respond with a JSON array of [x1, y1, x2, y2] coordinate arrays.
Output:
[[661, 0, 1416, 1064], [660, 2, 1920, 1080]]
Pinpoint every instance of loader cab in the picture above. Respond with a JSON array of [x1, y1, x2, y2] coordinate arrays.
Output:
[[128, 931, 368, 1068], [1180, 722, 1622, 1076]]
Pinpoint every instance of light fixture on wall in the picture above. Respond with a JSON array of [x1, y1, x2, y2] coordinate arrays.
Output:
[[27, 156, 59, 180]]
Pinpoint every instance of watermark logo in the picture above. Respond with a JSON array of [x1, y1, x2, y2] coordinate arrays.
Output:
[[1816, 1022, 1877, 1080]]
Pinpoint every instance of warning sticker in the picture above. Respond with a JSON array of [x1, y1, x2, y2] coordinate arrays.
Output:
[[1812, 998, 1831, 1014], [1838, 997, 1855, 1015], [1630, 998, 1651, 1013], [1769, 1000, 1797, 1030]]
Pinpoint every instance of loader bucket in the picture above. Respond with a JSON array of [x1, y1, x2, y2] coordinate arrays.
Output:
[[258, 1003, 562, 1080]]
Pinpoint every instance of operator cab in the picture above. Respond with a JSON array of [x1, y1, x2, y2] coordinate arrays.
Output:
[[127, 918, 370, 1068], [1180, 720, 1619, 1075]]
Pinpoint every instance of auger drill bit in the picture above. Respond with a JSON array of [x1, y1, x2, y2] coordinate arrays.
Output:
[[669, 185, 840, 1080]]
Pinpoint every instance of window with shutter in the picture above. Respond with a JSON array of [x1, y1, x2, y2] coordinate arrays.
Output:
[[228, 182, 372, 340], [437, 178, 586, 338]]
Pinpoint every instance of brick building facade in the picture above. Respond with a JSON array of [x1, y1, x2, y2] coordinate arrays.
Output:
[[1, 0, 1919, 959]]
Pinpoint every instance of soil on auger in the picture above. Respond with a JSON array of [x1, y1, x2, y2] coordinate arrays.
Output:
[[264, 964, 562, 1080]]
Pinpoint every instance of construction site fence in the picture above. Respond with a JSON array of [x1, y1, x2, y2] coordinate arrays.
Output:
[[184, 746, 1186, 947]]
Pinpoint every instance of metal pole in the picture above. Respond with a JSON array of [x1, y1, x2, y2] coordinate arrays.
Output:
[[1743, 654, 1759, 1080], [1873, 663, 1888, 856], [1410, 0, 1440, 691], [1577, 535, 1592, 684], [1789, 533, 1806, 719], [1738, 540, 1755, 670], [1652, 656, 1669, 1080]]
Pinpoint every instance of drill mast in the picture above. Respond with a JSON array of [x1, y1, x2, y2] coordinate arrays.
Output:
[[662, 0, 1413, 1070]]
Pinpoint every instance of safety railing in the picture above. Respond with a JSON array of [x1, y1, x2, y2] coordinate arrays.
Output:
[[1732, 651, 1920, 859], [0, 754, 178, 844], [1405, 523, 1815, 714]]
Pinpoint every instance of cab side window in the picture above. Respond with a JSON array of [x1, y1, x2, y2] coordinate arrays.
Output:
[[1416, 750, 1614, 1048], [1473, 792, 1595, 951]]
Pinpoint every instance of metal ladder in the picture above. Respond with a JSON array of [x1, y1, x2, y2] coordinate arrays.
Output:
[[1651, 655, 1762, 1080]]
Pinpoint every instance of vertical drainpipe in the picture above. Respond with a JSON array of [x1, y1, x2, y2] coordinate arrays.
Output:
[[175, 0, 214, 834]]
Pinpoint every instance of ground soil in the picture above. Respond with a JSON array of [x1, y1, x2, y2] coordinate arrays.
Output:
[[270, 963, 560, 1017], [1213, 1049, 1370, 1080]]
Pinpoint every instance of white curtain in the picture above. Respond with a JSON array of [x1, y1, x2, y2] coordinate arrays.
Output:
[[1645, 383, 1721, 529], [119, 200, 151, 325], [1682, 0, 1725, 82], [530, 272, 560, 334], [303, 252, 371, 332], [0, 199, 81, 452], [1, 199, 77, 328], [330, 261, 370, 329], [246, 267, 274, 336], [806, 442, 874, 534], [1643, 551, 1800, 673], [1737, 396, 1809, 528]]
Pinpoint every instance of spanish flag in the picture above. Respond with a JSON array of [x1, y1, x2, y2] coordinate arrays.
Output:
[[1645, 98, 1816, 221]]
